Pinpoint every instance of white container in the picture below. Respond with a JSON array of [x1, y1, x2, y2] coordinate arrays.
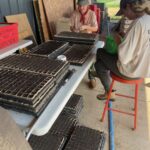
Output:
[[57, 55, 67, 62]]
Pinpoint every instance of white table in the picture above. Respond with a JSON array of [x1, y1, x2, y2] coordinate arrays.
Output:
[[0, 40, 33, 60], [8, 41, 104, 140]]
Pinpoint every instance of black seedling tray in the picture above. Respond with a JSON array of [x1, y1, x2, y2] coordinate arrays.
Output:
[[64, 126, 106, 150], [29, 133, 66, 150], [0, 68, 54, 105], [0, 54, 69, 77], [30, 40, 69, 59], [54, 31, 99, 45], [63, 44, 94, 65]]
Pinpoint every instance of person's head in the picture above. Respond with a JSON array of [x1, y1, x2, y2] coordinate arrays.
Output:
[[77, 0, 90, 14], [116, 0, 150, 20]]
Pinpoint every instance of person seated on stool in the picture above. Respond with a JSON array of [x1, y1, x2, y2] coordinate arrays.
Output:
[[88, 14, 134, 89], [94, 0, 150, 100], [70, 0, 98, 88]]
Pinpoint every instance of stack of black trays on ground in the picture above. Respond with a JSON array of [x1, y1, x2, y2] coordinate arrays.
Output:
[[0, 54, 69, 116], [54, 31, 99, 45], [29, 94, 105, 150], [62, 44, 94, 65], [29, 112, 78, 150], [29, 94, 81, 150], [29, 134, 66, 150], [64, 126, 106, 150], [29, 40, 69, 59], [62, 94, 83, 117]]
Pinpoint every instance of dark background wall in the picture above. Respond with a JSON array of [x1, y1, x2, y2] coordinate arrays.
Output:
[[0, 0, 38, 41]]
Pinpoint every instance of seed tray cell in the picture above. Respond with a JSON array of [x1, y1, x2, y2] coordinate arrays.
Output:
[[50, 114, 78, 137], [0, 54, 69, 77], [30, 40, 68, 58], [29, 133, 66, 150], [54, 31, 98, 45], [0, 68, 54, 105], [64, 126, 106, 150], [63, 44, 93, 65]]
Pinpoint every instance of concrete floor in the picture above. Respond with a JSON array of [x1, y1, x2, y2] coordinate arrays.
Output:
[[75, 74, 150, 150]]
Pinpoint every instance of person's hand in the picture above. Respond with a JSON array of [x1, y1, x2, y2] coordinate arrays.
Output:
[[112, 32, 122, 45], [80, 25, 89, 31]]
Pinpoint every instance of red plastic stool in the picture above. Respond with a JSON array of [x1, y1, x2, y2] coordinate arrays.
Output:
[[101, 73, 143, 130]]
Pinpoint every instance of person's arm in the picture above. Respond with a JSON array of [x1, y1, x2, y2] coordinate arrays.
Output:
[[80, 25, 98, 33], [70, 12, 76, 32]]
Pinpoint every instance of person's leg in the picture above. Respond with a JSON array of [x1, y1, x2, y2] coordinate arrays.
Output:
[[88, 64, 96, 80], [95, 49, 119, 100], [95, 59, 111, 93], [88, 64, 97, 88]]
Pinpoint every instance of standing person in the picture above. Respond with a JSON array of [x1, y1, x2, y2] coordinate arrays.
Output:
[[95, 0, 150, 100], [70, 0, 98, 33]]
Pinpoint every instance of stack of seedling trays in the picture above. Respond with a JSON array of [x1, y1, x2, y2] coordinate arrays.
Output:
[[29, 133, 67, 150], [0, 54, 69, 84], [62, 94, 83, 117], [62, 44, 94, 65], [54, 31, 99, 45], [29, 40, 69, 59], [0, 54, 70, 116], [64, 126, 106, 150], [0, 68, 55, 116]]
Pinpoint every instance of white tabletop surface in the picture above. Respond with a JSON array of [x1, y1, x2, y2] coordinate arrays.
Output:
[[0, 40, 33, 60], [7, 41, 104, 140]]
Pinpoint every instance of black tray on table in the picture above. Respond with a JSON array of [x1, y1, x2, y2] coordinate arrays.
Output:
[[29, 40, 69, 59], [0, 69, 72, 117], [0, 54, 70, 80], [0, 68, 56, 116], [0, 68, 55, 105], [62, 44, 94, 66], [0, 53, 71, 116], [0, 82, 57, 116], [54, 31, 99, 45]]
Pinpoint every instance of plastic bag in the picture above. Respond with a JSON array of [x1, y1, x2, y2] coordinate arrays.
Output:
[[105, 35, 118, 55]]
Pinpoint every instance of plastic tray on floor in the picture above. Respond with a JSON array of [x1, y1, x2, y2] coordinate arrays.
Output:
[[29, 132, 66, 150], [64, 126, 106, 150]]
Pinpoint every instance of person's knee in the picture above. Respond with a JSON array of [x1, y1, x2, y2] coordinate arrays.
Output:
[[95, 60, 109, 75]]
